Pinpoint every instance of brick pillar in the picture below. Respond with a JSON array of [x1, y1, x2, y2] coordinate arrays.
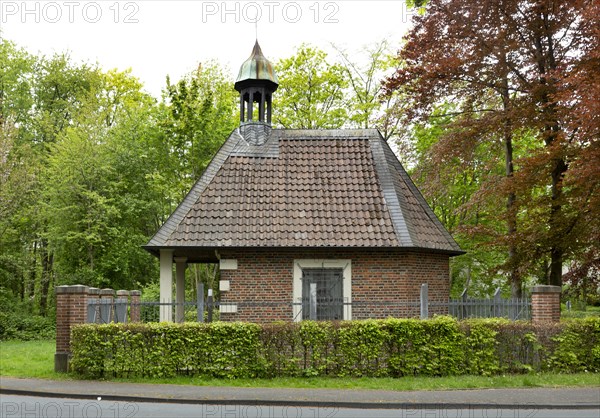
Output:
[[531, 285, 561, 323], [55, 285, 89, 372], [130, 290, 141, 322]]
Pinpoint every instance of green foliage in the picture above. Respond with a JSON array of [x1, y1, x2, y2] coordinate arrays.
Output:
[[384, 317, 465, 377], [334, 40, 398, 133], [420, 316, 464, 376], [0, 288, 55, 341], [384, 318, 427, 376], [562, 304, 600, 319], [261, 322, 302, 377], [41, 71, 162, 290], [1, 39, 169, 313], [297, 320, 333, 376], [70, 322, 264, 379], [337, 320, 388, 377], [550, 318, 600, 373], [274, 44, 348, 129], [3, 339, 600, 388], [0, 39, 237, 316], [460, 319, 501, 375], [407, 104, 511, 296], [162, 62, 237, 195], [70, 318, 600, 379], [0, 312, 55, 341]]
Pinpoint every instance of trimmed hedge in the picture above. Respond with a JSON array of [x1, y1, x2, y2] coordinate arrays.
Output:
[[70, 317, 600, 379]]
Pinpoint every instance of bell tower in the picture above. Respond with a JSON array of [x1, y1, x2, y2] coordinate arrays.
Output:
[[234, 41, 279, 125]]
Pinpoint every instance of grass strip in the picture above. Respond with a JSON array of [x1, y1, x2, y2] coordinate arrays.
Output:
[[1, 339, 598, 391]]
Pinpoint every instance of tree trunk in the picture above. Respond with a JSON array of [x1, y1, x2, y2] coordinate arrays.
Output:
[[27, 240, 38, 300], [39, 240, 53, 316], [500, 72, 521, 298], [548, 156, 568, 286], [532, 12, 565, 288], [505, 132, 520, 297]]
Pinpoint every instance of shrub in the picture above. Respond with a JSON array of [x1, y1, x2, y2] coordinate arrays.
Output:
[[71, 322, 265, 379], [70, 317, 600, 379], [337, 319, 389, 377], [460, 319, 501, 376], [550, 317, 600, 372], [0, 288, 55, 341]]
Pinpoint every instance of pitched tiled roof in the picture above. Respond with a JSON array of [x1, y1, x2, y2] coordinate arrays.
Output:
[[145, 128, 463, 255]]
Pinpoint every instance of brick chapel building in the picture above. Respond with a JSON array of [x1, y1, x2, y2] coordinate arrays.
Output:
[[145, 42, 464, 323]]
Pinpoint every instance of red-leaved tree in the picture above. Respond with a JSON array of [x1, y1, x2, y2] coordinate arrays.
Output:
[[385, 0, 599, 295]]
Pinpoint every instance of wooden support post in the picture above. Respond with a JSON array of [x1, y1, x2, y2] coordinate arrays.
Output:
[[175, 257, 187, 323], [309, 282, 317, 321], [420, 283, 429, 319], [197, 282, 205, 323], [207, 288, 213, 323]]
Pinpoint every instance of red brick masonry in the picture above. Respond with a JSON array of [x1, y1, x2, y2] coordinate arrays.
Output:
[[531, 285, 562, 323], [54, 285, 140, 372], [219, 248, 451, 322]]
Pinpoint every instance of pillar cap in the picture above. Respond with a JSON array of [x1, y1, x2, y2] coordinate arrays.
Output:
[[116, 290, 130, 296], [100, 288, 115, 296], [531, 285, 562, 294], [130, 290, 141, 296], [88, 287, 101, 295], [55, 285, 89, 295]]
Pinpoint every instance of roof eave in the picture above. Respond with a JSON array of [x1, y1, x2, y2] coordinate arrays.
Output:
[[143, 243, 465, 257]]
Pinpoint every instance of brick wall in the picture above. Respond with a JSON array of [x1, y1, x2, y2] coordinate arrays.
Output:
[[219, 248, 450, 322], [54, 285, 140, 372]]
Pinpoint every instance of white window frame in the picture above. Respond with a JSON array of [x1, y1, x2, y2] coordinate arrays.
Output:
[[292, 259, 352, 321]]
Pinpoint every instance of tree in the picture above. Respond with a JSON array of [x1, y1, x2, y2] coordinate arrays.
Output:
[[0, 40, 45, 308], [41, 68, 163, 290], [0, 40, 35, 241], [407, 104, 499, 295], [273, 44, 348, 129], [333, 39, 407, 142], [161, 62, 238, 198], [1, 40, 170, 313], [554, 1, 600, 303], [385, 0, 599, 293]]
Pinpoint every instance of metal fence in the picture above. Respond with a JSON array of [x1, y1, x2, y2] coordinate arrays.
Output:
[[87, 298, 129, 324], [86, 286, 531, 323], [445, 297, 531, 320]]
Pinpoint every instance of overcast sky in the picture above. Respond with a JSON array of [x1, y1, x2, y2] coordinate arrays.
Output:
[[1, 1, 414, 97]]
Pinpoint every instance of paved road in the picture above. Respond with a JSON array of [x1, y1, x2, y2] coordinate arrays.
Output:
[[2, 394, 600, 418], [1, 376, 599, 416]]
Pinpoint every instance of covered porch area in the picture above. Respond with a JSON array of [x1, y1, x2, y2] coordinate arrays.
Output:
[[152, 247, 221, 322]]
